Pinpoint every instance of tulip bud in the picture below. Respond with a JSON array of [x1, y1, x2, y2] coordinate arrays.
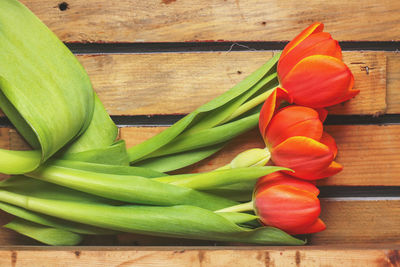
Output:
[[229, 148, 271, 169], [259, 101, 341, 180], [254, 181, 325, 235]]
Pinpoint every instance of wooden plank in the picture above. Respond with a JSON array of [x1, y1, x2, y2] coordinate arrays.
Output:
[[76, 51, 386, 116], [0, 128, 10, 150], [0, 51, 389, 116], [20, 0, 400, 42], [387, 53, 400, 114], [0, 247, 399, 267], [120, 124, 400, 186], [312, 199, 400, 245], [319, 125, 400, 186]]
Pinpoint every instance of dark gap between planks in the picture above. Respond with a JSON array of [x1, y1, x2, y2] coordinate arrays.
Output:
[[66, 41, 400, 54], [1, 114, 400, 127], [318, 186, 400, 198], [110, 114, 400, 127]]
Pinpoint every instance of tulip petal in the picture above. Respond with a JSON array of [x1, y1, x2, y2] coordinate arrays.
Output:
[[279, 32, 342, 79], [333, 88, 360, 105], [271, 136, 334, 180], [281, 22, 324, 59], [281, 55, 354, 108], [258, 88, 290, 140], [316, 108, 328, 123], [256, 171, 320, 196], [320, 132, 338, 158], [266, 106, 323, 147], [254, 184, 321, 234], [291, 218, 326, 235], [313, 161, 343, 179]]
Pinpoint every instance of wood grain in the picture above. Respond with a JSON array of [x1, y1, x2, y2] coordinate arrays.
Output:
[[120, 124, 400, 186], [75, 51, 386, 116], [19, 0, 400, 42], [313, 199, 400, 245], [0, 247, 399, 267], [387, 53, 400, 114]]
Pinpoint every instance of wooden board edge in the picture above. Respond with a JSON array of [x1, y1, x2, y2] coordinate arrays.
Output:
[[0, 246, 398, 267]]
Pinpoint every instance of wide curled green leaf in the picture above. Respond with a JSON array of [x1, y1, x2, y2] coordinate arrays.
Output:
[[0, 0, 95, 168]]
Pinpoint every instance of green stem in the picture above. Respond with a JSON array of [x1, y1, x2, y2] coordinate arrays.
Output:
[[216, 201, 254, 213], [221, 86, 278, 124]]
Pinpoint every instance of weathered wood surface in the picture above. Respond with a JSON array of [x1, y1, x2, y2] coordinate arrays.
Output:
[[0, 51, 391, 116], [20, 0, 400, 42], [0, 247, 400, 267], [75, 51, 387, 116], [0, 199, 399, 246], [387, 53, 400, 114], [119, 124, 400, 186]]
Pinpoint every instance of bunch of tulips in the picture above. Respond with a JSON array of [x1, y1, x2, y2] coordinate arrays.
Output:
[[0, 0, 359, 246], [218, 22, 359, 235]]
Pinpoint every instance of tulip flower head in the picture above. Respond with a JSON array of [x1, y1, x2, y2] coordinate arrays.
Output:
[[259, 90, 342, 180], [254, 172, 326, 235], [277, 22, 359, 108]]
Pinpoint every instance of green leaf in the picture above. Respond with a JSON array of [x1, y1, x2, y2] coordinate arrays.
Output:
[[217, 212, 258, 225], [0, 175, 120, 205], [133, 143, 226, 172], [60, 140, 129, 166], [26, 165, 237, 210], [203, 188, 253, 202], [0, 149, 41, 174], [0, 190, 305, 245], [60, 94, 118, 155], [182, 73, 278, 135], [0, 201, 116, 235], [4, 218, 83, 246], [141, 113, 259, 160], [0, 0, 94, 165]]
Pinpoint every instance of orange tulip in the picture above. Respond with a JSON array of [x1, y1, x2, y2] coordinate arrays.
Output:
[[277, 22, 359, 108], [259, 90, 342, 180], [253, 174, 325, 235]]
